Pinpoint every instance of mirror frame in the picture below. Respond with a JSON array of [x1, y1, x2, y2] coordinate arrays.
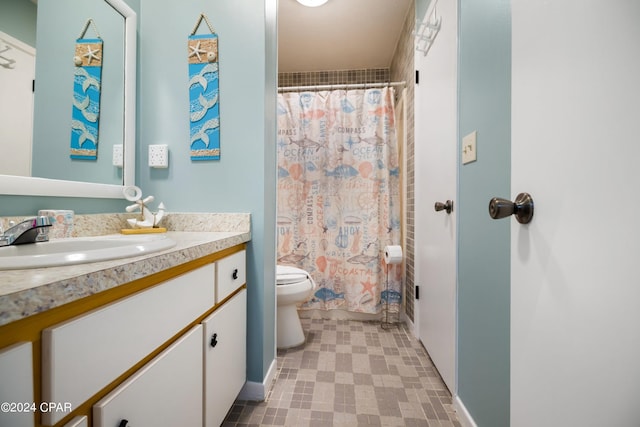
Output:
[[0, 0, 136, 199]]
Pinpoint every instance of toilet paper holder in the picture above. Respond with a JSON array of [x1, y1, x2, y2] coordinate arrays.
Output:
[[382, 245, 403, 330]]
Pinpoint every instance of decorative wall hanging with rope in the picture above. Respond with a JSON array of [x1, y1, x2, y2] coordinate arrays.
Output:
[[188, 13, 220, 161], [70, 18, 103, 160]]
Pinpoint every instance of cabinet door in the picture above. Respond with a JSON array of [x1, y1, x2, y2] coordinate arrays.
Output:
[[63, 416, 87, 427], [203, 289, 246, 427], [93, 325, 203, 427], [0, 342, 33, 427]]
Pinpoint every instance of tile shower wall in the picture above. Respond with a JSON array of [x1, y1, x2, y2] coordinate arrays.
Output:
[[390, 4, 416, 323], [278, 69, 390, 87]]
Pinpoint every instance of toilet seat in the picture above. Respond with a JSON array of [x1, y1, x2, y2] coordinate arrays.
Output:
[[276, 265, 309, 285]]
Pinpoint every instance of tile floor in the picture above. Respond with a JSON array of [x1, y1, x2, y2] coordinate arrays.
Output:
[[222, 318, 461, 426]]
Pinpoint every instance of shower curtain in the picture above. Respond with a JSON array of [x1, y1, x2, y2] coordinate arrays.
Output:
[[276, 87, 402, 315]]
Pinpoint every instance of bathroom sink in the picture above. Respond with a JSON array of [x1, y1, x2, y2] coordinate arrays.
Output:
[[0, 234, 177, 270]]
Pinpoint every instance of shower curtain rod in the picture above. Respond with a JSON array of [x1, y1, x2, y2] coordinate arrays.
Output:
[[278, 81, 406, 93]]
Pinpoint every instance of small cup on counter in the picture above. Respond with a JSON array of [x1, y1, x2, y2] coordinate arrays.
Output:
[[38, 210, 74, 239]]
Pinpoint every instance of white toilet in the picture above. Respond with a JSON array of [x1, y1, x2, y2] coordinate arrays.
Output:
[[276, 265, 317, 349]]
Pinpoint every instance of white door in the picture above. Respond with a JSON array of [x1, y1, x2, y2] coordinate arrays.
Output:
[[511, 1, 640, 426], [414, 0, 457, 393], [0, 31, 34, 176]]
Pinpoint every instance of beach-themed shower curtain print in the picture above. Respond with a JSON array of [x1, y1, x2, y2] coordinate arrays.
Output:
[[277, 87, 402, 315]]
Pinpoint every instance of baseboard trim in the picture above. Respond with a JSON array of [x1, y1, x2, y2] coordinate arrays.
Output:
[[453, 395, 478, 427], [400, 311, 416, 337], [238, 358, 278, 401]]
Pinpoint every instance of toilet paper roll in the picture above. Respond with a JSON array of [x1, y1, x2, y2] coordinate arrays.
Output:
[[383, 245, 403, 265]]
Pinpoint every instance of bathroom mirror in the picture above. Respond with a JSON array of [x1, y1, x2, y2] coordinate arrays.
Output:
[[0, 0, 136, 198]]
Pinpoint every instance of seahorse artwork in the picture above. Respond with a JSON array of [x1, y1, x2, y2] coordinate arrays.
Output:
[[70, 19, 103, 160], [188, 14, 220, 160]]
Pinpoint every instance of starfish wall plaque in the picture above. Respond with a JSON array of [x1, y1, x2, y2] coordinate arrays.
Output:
[[70, 35, 103, 160], [188, 13, 220, 160]]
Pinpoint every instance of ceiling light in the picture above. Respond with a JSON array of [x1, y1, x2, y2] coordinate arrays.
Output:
[[296, 0, 329, 7]]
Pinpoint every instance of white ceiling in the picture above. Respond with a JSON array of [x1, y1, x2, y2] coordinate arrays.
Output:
[[278, 0, 414, 73]]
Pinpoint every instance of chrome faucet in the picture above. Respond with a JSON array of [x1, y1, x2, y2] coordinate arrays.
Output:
[[0, 216, 52, 246]]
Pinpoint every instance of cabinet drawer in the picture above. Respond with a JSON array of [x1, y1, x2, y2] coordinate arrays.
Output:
[[0, 342, 33, 427], [42, 264, 215, 426], [216, 250, 246, 302], [93, 325, 203, 427]]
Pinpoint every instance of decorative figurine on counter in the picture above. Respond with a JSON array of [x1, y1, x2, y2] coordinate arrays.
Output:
[[121, 186, 167, 233]]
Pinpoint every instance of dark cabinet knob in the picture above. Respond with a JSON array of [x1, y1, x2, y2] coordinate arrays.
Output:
[[434, 200, 453, 214], [210, 333, 218, 348], [232, 269, 238, 280], [489, 193, 534, 224], [119, 420, 129, 427]]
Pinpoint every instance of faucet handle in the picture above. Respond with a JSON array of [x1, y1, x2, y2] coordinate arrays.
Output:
[[35, 216, 52, 227], [34, 216, 52, 243]]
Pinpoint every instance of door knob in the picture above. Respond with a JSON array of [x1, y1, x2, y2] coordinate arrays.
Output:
[[434, 200, 453, 214], [488, 193, 534, 224]]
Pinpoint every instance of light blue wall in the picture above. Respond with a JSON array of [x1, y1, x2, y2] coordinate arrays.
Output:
[[138, 0, 277, 383], [0, 0, 37, 47], [0, 0, 276, 384], [457, 0, 511, 426], [0, 195, 127, 217], [32, 0, 126, 185], [415, 0, 430, 26]]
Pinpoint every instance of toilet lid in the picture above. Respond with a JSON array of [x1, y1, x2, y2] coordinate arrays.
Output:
[[276, 265, 309, 285]]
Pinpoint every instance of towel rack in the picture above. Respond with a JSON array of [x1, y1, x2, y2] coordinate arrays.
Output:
[[0, 42, 16, 69], [415, 0, 441, 57]]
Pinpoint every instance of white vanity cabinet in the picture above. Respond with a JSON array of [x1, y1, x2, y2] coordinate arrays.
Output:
[[0, 342, 34, 427], [93, 325, 204, 427], [0, 239, 247, 427], [203, 288, 247, 427], [41, 264, 216, 426]]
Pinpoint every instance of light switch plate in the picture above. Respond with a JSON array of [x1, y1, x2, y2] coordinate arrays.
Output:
[[149, 144, 169, 168], [462, 131, 477, 165], [112, 144, 123, 167]]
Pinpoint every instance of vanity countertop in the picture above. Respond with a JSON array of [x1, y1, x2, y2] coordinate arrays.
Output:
[[0, 227, 250, 327]]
